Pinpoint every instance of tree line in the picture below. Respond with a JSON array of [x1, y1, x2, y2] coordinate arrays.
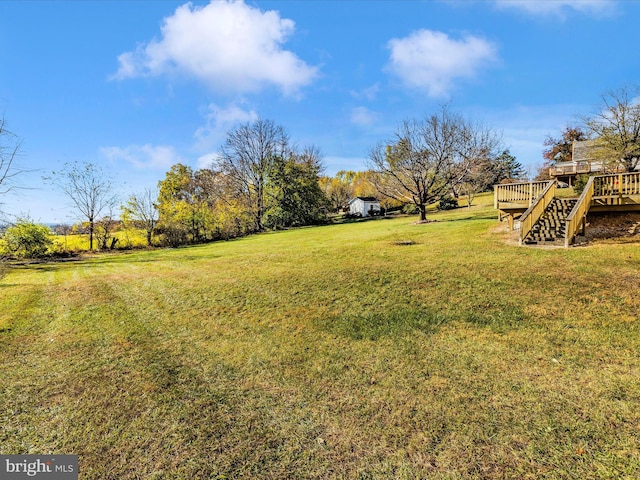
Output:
[[8, 80, 640, 258], [1, 112, 524, 257]]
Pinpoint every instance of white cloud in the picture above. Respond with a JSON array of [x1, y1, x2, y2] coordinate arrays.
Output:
[[100, 144, 184, 170], [112, 0, 318, 96], [350, 107, 379, 127], [196, 153, 219, 170], [194, 103, 259, 150], [494, 0, 616, 17], [386, 29, 498, 98], [350, 83, 381, 101]]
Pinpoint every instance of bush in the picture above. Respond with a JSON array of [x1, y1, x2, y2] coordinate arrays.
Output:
[[573, 174, 591, 194], [402, 204, 418, 215], [0, 218, 53, 259], [438, 197, 458, 210]]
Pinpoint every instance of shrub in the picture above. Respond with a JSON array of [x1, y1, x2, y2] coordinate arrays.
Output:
[[0, 218, 53, 259], [438, 197, 458, 210], [402, 204, 418, 215], [574, 174, 591, 194]]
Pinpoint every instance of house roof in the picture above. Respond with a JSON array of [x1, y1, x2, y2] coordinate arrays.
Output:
[[572, 139, 611, 163]]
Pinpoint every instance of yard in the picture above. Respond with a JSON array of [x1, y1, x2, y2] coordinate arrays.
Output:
[[1, 194, 639, 479]]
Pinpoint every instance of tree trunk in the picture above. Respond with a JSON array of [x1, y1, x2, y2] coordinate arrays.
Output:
[[89, 221, 94, 251], [418, 204, 427, 222]]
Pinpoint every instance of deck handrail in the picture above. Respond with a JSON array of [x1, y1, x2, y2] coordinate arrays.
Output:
[[593, 171, 640, 198], [549, 162, 627, 177], [494, 180, 551, 208], [564, 176, 595, 248], [518, 180, 557, 245]]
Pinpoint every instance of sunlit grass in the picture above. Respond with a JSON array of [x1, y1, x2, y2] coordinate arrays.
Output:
[[1, 192, 639, 479]]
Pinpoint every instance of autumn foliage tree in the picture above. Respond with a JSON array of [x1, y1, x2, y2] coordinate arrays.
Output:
[[154, 120, 327, 246], [542, 126, 588, 165], [156, 164, 218, 245], [534, 126, 588, 181], [319, 171, 354, 212], [0, 217, 52, 259]]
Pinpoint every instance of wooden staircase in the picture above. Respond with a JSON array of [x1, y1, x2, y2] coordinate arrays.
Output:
[[522, 198, 577, 245], [495, 173, 640, 247]]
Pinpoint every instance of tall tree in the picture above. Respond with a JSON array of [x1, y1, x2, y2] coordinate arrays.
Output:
[[217, 119, 290, 232], [48, 162, 117, 250], [369, 107, 500, 222], [263, 146, 326, 228], [491, 149, 525, 183], [583, 85, 640, 172], [156, 164, 214, 244]]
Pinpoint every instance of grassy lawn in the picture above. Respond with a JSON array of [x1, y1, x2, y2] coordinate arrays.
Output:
[[1, 194, 639, 479]]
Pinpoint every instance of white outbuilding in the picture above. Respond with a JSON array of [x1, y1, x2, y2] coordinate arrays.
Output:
[[348, 196, 381, 217]]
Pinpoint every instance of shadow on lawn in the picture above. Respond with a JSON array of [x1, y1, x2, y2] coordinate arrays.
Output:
[[315, 303, 528, 340], [314, 308, 448, 341]]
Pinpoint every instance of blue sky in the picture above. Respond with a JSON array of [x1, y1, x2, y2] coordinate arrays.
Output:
[[0, 0, 638, 223]]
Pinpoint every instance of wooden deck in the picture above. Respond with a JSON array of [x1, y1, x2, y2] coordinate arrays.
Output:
[[590, 173, 640, 211], [494, 181, 552, 229], [494, 173, 640, 246]]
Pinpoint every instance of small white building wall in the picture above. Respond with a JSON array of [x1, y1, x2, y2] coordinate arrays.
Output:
[[349, 198, 380, 217]]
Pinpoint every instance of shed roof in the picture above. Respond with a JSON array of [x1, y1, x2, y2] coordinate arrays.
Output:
[[351, 196, 379, 202]]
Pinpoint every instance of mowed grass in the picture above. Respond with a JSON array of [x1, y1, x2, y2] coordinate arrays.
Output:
[[1, 194, 639, 479]]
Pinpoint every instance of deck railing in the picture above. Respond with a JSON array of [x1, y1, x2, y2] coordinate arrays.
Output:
[[593, 172, 640, 198], [550, 162, 592, 176], [564, 176, 595, 247], [494, 180, 551, 209], [549, 162, 627, 177], [518, 180, 557, 245]]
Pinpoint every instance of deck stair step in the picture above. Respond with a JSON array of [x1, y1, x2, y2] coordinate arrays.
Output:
[[523, 198, 577, 246]]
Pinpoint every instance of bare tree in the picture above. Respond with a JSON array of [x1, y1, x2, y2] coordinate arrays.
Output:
[[583, 85, 640, 172], [368, 106, 501, 222], [458, 157, 494, 208], [216, 119, 290, 231], [122, 188, 159, 246], [0, 116, 27, 203], [94, 212, 118, 250], [48, 162, 118, 250]]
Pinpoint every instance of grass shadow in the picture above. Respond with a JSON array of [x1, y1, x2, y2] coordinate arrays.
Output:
[[463, 304, 528, 333], [314, 308, 448, 341]]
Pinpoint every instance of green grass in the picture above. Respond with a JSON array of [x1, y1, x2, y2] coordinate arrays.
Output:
[[1, 193, 639, 479]]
